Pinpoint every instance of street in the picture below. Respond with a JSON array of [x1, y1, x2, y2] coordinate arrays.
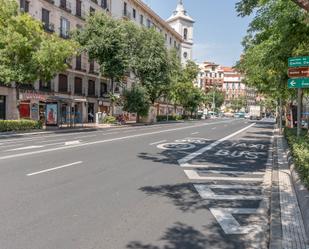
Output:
[[0, 119, 274, 249]]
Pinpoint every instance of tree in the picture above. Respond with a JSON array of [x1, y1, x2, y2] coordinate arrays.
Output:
[[131, 27, 170, 104], [0, 0, 77, 85], [122, 84, 150, 122], [73, 12, 128, 114], [204, 90, 225, 111], [230, 96, 246, 112]]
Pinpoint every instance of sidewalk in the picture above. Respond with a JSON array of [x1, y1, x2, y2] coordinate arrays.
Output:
[[270, 133, 309, 249]]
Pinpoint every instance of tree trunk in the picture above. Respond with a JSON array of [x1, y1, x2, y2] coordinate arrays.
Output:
[[136, 113, 140, 123], [111, 77, 114, 116]]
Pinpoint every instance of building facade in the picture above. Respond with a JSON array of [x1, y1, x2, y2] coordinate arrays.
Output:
[[1, 0, 191, 124], [222, 67, 246, 106], [197, 62, 224, 92]]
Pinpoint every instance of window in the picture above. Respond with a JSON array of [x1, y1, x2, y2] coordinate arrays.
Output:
[[140, 15, 144, 25], [133, 8, 136, 19], [39, 80, 51, 91], [60, 17, 70, 39], [101, 82, 108, 95], [123, 2, 127, 16], [20, 0, 29, 12], [165, 34, 167, 41], [101, 0, 108, 9], [174, 41, 176, 48], [58, 74, 68, 92], [74, 77, 83, 95], [89, 60, 95, 73], [147, 19, 151, 28], [184, 28, 188, 40], [76, 0, 82, 17], [0, 96, 5, 120], [183, 52, 188, 59], [169, 37, 172, 45], [42, 8, 50, 31], [75, 55, 82, 70], [88, 80, 95, 96]]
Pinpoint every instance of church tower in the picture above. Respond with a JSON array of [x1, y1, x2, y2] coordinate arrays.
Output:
[[167, 0, 194, 64]]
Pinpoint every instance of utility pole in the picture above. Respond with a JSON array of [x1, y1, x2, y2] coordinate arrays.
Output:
[[297, 88, 302, 137], [212, 89, 215, 118]]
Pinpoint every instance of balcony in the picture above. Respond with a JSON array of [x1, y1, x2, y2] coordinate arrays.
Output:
[[123, 11, 131, 20], [59, 1, 72, 13], [43, 0, 54, 4], [43, 23, 55, 33], [60, 29, 70, 39]]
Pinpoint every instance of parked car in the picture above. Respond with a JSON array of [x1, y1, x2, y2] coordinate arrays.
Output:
[[234, 112, 245, 118], [244, 113, 250, 119]]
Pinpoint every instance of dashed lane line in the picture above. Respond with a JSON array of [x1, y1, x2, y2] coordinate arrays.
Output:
[[27, 161, 83, 176]]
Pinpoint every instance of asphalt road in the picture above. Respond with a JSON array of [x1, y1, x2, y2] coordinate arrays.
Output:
[[0, 119, 275, 249]]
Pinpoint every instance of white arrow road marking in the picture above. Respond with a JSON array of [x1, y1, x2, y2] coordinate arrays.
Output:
[[194, 184, 264, 200], [210, 208, 264, 234], [184, 169, 263, 182], [178, 123, 256, 166], [27, 161, 83, 176], [65, 140, 80, 146]]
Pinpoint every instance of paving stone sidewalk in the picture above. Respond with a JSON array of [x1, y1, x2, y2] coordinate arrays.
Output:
[[277, 136, 309, 249]]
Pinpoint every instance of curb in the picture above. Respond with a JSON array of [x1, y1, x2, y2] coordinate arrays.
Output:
[[269, 135, 282, 249], [282, 137, 309, 236]]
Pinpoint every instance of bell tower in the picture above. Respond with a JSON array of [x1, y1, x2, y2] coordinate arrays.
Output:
[[167, 0, 194, 64]]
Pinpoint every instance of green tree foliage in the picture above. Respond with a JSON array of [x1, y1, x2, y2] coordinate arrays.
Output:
[[230, 96, 247, 112], [236, 0, 309, 101], [204, 90, 225, 110], [131, 27, 170, 104], [0, 0, 77, 85], [73, 12, 127, 83], [123, 84, 150, 122]]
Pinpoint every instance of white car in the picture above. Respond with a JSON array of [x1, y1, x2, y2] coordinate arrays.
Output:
[[244, 113, 250, 119]]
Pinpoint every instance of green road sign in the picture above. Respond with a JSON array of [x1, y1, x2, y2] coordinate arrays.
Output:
[[288, 56, 309, 67], [288, 78, 309, 88]]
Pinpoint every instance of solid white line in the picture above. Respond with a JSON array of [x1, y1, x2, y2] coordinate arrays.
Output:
[[212, 127, 217, 130], [178, 123, 256, 166], [27, 161, 83, 176], [191, 132, 199, 135], [65, 140, 80, 146], [196, 170, 265, 175], [150, 140, 167, 146], [0, 120, 234, 160]]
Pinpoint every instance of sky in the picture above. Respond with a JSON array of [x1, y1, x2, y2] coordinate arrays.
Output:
[[143, 0, 252, 67]]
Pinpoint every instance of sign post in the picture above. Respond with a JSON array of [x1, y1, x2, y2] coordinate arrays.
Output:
[[288, 56, 309, 137]]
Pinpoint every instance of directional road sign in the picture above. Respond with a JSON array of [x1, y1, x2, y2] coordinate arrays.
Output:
[[288, 78, 309, 88], [288, 56, 309, 67], [288, 67, 309, 78]]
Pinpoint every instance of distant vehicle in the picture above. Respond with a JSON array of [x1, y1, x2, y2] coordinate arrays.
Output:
[[224, 112, 234, 118], [234, 112, 245, 118], [249, 105, 261, 120], [244, 113, 250, 119]]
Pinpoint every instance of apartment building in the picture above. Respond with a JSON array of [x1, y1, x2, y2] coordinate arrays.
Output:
[[0, 0, 192, 124], [222, 67, 246, 106], [197, 62, 224, 92]]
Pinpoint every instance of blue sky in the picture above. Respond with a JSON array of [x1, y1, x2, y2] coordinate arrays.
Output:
[[143, 0, 252, 66]]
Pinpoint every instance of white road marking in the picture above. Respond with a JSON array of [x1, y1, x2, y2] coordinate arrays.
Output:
[[7, 145, 44, 151], [194, 184, 263, 200], [0, 120, 234, 160], [0, 143, 25, 148], [178, 123, 256, 166], [27, 161, 83, 176], [212, 127, 217, 130], [191, 132, 199, 135], [157, 142, 196, 150], [184, 169, 263, 182], [150, 140, 167, 146], [74, 135, 97, 139], [210, 208, 264, 234], [196, 170, 265, 175], [65, 140, 80, 146], [180, 163, 234, 169]]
